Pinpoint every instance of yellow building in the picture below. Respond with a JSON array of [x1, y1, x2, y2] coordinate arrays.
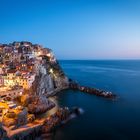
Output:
[[0, 102, 9, 109], [16, 75, 35, 89], [3, 69, 35, 89], [18, 78, 29, 89], [4, 70, 17, 87], [4, 78, 15, 87]]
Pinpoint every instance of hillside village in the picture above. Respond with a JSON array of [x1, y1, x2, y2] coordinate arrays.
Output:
[[0, 42, 70, 140], [0, 41, 56, 90]]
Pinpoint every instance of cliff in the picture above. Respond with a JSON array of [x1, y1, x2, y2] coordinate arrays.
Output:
[[30, 51, 69, 96]]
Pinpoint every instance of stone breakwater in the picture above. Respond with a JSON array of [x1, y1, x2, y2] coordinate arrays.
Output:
[[69, 81, 116, 99]]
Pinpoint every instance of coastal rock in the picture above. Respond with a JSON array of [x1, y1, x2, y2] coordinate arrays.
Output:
[[27, 96, 55, 114]]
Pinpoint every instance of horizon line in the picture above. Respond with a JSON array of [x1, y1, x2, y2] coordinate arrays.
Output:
[[58, 59, 140, 61]]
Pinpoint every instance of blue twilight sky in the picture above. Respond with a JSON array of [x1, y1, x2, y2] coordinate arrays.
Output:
[[0, 0, 140, 60]]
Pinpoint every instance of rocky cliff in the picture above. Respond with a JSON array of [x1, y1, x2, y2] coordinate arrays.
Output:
[[30, 52, 69, 96]]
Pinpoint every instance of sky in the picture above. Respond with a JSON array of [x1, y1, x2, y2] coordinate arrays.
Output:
[[0, 0, 140, 60]]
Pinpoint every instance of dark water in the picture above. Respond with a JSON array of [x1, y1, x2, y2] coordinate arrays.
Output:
[[54, 60, 140, 140]]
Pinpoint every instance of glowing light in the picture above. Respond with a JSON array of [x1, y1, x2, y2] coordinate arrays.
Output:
[[38, 52, 41, 55], [49, 68, 53, 74], [47, 53, 51, 57], [0, 102, 9, 109], [19, 92, 22, 95]]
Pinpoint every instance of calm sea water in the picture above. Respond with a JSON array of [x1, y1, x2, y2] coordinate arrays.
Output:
[[54, 60, 140, 140]]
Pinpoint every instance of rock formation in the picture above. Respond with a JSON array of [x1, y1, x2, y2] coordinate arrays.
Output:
[[27, 95, 55, 114], [30, 53, 69, 96]]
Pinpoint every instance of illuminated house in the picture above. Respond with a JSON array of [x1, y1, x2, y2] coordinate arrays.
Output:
[[4, 69, 16, 87], [16, 74, 35, 89], [3, 70, 36, 89]]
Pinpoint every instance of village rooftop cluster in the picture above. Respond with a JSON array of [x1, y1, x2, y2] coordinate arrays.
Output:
[[0, 41, 56, 93]]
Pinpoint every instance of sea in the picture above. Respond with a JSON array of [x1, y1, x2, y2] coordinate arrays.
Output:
[[53, 60, 140, 140]]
